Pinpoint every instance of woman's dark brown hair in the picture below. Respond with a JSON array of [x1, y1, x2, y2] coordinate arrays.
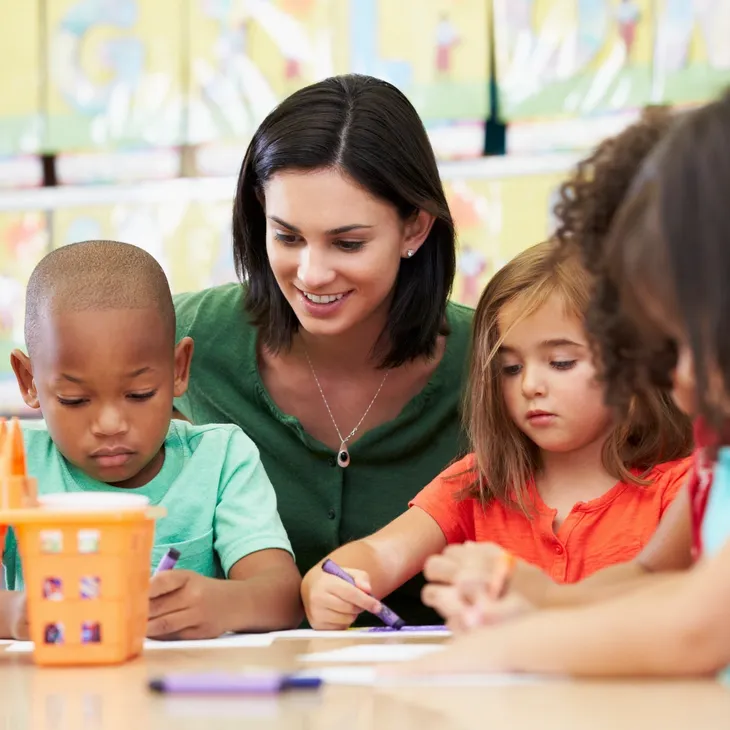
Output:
[[233, 74, 456, 368], [464, 241, 691, 513]]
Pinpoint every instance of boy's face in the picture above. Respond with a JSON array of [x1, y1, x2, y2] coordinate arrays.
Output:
[[12, 307, 193, 489]]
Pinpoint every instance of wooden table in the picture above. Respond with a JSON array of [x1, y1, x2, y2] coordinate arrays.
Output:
[[0, 635, 728, 729]]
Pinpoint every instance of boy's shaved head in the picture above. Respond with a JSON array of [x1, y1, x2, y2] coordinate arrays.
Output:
[[25, 240, 174, 356]]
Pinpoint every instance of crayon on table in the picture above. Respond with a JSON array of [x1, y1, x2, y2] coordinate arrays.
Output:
[[149, 672, 322, 694]]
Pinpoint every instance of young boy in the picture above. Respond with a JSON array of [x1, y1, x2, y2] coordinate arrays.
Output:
[[0, 240, 303, 640]]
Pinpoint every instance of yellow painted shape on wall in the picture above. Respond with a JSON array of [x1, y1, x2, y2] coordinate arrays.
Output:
[[0, 1, 41, 118], [447, 171, 567, 307], [378, 0, 489, 85]]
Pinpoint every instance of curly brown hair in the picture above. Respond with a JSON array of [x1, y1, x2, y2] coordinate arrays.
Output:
[[553, 107, 681, 411], [604, 90, 730, 429]]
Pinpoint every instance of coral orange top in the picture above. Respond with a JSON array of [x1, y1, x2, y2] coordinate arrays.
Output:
[[410, 454, 692, 583]]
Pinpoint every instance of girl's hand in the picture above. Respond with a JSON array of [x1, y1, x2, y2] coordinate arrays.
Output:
[[302, 565, 381, 630], [422, 542, 546, 626], [422, 581, 534, 632], [423, 541, 510, 586]]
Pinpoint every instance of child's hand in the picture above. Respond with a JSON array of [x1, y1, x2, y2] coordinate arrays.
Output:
[[147, 570, 225, 640], [425, 542, 545, 598], [422, 580, 534, 632], [9, 592, 29, 640], [424, 541, 509, 586], [422, 542, 541, 628], [302, 565, 381, 630]]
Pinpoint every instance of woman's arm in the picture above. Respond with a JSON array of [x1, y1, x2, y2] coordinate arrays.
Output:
[[301, 508, 447, 630]]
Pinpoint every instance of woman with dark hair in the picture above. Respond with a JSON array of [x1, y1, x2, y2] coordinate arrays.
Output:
[[173, 74, 472, 625]]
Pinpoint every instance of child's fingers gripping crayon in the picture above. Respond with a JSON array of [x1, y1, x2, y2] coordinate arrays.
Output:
[[154, 548, 181, 575], [321, 559, 406, 630], [488, 551, 516, 600]]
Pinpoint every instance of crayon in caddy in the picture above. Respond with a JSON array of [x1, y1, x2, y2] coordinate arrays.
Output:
[[0, 417, 164, 666]]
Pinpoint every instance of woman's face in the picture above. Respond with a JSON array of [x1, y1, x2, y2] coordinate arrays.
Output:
[[263, 167, 432, 339]]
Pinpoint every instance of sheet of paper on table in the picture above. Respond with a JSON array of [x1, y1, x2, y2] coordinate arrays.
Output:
[[6, 633, 275, 653], [272, 626, 451, 639], [299, 643, 445, 663], [295, 666, 553, 686]]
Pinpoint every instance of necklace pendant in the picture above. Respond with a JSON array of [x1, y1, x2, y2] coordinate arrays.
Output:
[[337, 445, 350, 468]]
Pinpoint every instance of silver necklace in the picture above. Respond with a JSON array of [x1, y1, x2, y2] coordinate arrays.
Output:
[[303, 349, 389, 468]]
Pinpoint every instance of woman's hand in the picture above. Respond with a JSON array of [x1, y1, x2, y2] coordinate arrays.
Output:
[[301, 565, 381, 630]]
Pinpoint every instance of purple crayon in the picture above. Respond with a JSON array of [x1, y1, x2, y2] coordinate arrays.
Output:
[[154, 547, 181, 575], [367, 625, 447, 633], [149, 672, 321, 695], [321, 559, 405, 630]]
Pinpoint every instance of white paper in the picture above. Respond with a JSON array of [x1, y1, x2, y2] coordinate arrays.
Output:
[[5, 642, 32, 653], [272, 628, 452, 639], [296, 666, 379, 685], [144, 634, 275, 650], [294, 666, 551, 686], [6, 633, 275, 654], [299, 643, 444, 663]]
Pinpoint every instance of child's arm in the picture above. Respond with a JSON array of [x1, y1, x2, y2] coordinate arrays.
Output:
[[147, 428, 303, 639], [302, 508, 447, 630], [423, 477, 693, 626], [148, 549, 301, 638], [402, 536, 730, 678], [540, 478, 693, 606], [0, 590, 28, 640]]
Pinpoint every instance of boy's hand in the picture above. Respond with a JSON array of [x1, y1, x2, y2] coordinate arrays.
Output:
[[147, 570, 226, 640], [9, 592, 29, 640], [301, 565, 381, 630]]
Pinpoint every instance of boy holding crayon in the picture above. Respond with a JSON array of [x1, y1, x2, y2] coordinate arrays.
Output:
[[0, 240, 302, 640]]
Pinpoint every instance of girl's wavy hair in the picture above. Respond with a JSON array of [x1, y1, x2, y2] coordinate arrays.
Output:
[[462, 240, 692, 513], [552, 105, 682, 411], [601, 90, 730, 432]]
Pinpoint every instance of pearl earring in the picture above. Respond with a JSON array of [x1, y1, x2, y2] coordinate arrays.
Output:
[[405, 249, 415, 258]]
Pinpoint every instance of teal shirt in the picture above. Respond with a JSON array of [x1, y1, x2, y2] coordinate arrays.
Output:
[[702, 448, 730, 683], [3, 420, 293, 590], [174, 283, 473, 625]]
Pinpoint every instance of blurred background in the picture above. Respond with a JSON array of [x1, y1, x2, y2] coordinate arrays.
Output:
[[1, 0, 729, 415]]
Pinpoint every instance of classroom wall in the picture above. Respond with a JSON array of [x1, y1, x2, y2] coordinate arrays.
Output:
[[0, 0, 728, 417]]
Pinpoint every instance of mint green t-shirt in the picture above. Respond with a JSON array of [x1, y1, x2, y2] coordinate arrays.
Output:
[[174, 283, 473, 625], [3, 420, 293, 590]]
